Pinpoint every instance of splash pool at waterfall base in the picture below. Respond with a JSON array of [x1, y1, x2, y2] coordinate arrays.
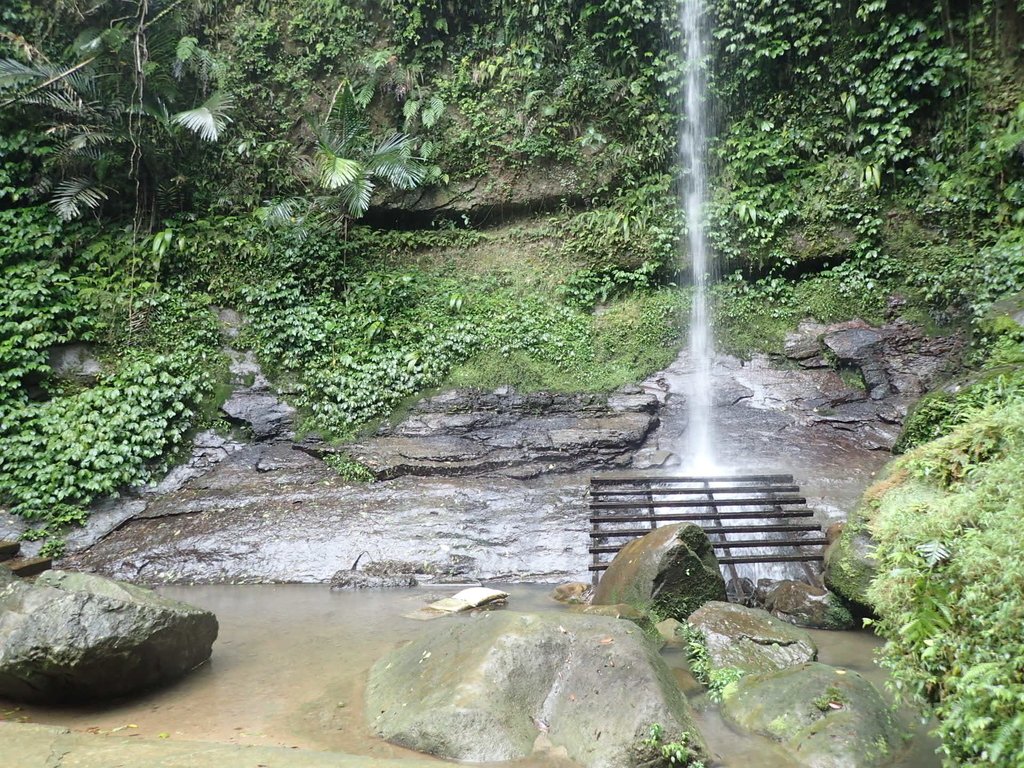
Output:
[[0, 584, 941, 768]]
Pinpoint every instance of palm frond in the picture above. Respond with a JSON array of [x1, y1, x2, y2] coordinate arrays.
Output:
[[326, 83, 367, 145], [170, 90, 233, 141], [337, 174, 374, 218], [255, 197, 309, 227], [50, 177, 108, 221], [367, 134, 427, 189], [0, 58, 42, 89], [317, 149, 362, 190]]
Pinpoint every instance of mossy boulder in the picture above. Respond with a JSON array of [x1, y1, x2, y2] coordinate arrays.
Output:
[[687, 601, 817, 675], [721, 662, 901, 768], [0, 570, 218, 703], [823, 519, 877, 614], [764, 581, 856, 630], [365, 611, 704, 768], [592, 523, 726, 620]]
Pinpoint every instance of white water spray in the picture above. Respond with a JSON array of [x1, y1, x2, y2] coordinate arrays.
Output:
[[679, 0, 715, 472]]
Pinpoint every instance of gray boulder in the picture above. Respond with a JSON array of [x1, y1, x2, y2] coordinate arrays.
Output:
[[592, 523, 726, 620], [824, 522, 878, 613], [365, 611, 704, 768], [221, 391, 296, 440], [764, 581, 855, 630], [721, 662, 901, 768], [687, 601, 817, 675], [0, 570, 217, 703]]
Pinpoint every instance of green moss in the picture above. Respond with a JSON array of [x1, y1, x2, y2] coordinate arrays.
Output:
[[866, 396, 1024, 765]]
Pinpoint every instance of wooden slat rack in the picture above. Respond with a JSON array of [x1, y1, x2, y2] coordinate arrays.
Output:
[[588, 474, 826, 583]]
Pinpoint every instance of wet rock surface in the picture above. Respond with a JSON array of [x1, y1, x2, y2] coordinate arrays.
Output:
[[46, 319, 963, 586], [338, 386, 659, 480], [763, 580, 855, 630], [365, 611, 703, 768], [592, 523, 726, 619], [687, 601, 817, 674], [721, 661, 901, 768], [0, 570, 217, 703], [824, 523, 880, 613]]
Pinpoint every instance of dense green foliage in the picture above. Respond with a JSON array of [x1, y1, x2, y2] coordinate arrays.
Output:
[[2, 2, 1024, 764], [865, 380, 1024, 766]]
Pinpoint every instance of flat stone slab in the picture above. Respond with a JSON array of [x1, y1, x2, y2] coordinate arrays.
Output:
[[0, 721, 441, 768], [405, 587, 509, 620]]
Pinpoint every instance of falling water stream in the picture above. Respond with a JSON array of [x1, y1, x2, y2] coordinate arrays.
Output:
[[680, 0, 715, 472]]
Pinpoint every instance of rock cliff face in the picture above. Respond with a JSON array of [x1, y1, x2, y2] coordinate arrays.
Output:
[[49, 319, 963, 586], [339, 386, 659, 479]]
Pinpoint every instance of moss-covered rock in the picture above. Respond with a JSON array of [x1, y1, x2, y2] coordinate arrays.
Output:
[[687, 601, 817, 675], [764, 581, 856, 630], [721, 662, 901, 768], [823, 518, 878, 614], [592, 523, 726, 620]]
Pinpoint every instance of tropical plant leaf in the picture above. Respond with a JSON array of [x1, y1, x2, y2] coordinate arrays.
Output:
[[256, 197, 309, 228], [50, 177, 108, 220], [422, 95, 445, 128], [317, 151, 362, 190], [337, 173, 374, 218], [170, 90, 233, 141]]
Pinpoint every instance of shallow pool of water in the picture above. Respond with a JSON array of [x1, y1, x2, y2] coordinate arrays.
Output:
[[1, 584, 941, 767]]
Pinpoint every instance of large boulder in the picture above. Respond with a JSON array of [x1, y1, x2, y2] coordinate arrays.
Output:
[[763, 581, 856, 630], [823, 522, 878, 613], [687, 602, 817, 675], [592, 523, 726, 619], [721, 662, 901, 768], [0, 570, 218, 703], [365, 611, 704, 768]]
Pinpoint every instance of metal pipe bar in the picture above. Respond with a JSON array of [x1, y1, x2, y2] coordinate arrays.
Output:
[[590, 509, 814, 526], [589, 484, 800, 497], [589, 496, 806, 510], [590, 474, 794, 485]]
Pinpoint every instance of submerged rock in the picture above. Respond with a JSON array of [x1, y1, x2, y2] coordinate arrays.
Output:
[[592, 523, 726, 620], [0, 570, 217, 703], [721, 662, 901, 768], [365, 611, 704, 768], [687, 601, 817, 675], [330, 571, 418, 590], [550, 582, 592, 604], [764, 581, 855, 630]]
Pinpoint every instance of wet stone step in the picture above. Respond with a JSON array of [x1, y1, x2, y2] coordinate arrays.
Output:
[[0, 541, 19, 561], [5, 556, 53, 578]]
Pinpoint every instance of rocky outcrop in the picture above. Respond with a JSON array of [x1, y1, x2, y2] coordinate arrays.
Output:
[[785, 319, 963, 403], [763, 581, 856, 630], [338, 386, 660, 480], [0, 570, 217, 703], [220, 351, 296, 440], [592, 523, 726, 619], [721, 662, 901, 768], [365, 611, 704, 768], [687, 602, 817, 674]]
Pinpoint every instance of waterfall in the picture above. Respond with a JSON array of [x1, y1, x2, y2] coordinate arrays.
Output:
[[679, 0, 715, 473]]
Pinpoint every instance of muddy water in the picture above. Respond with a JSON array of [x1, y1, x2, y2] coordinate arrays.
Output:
[[4, 584, 940, 767]]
